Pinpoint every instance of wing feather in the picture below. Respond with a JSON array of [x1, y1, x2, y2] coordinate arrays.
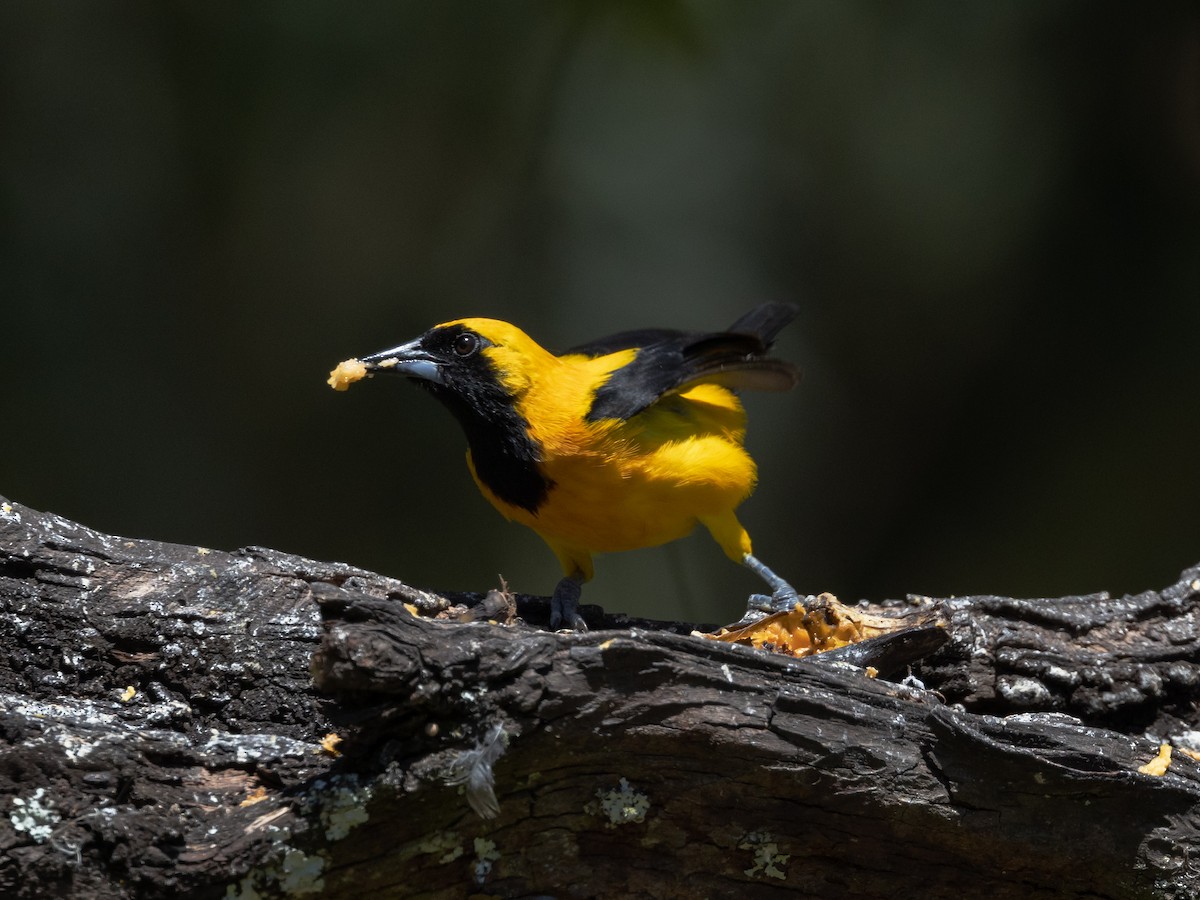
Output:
[[579, 303, 800, 422]]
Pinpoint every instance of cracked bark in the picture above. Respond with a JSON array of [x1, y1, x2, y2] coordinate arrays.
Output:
[[1, 494, 1199, 899]]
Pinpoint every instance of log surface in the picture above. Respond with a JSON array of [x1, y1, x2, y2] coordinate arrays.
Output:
[[1, 494, 1198, 899]]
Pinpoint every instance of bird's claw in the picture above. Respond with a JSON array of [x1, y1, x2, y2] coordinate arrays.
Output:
[[741, 586, 809, 628], [747, 588, 803, 615], [741, 553, 806, 618], [550, 575, 588, 631]]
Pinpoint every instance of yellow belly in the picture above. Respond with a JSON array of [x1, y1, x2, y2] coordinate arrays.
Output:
[[467, 383, 757, 579]]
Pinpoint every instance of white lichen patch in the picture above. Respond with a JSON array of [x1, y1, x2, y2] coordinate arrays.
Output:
[[4, 693, 173, 766], [53, 730, 102, 763], [10, 788, 61, 843], [996, 674, 1052, 706], [739, 832, 789, 880], [227, 846, 329, 899], [144, 698, 193, 726], [277, 848, 326, 895], [201, 729, 314, 765], [224, 875, 264, 900], [306, 775, 372, 841], [592, 778, 650, 827], [473, 837, 501, 883], [416, 830, 464, 863]]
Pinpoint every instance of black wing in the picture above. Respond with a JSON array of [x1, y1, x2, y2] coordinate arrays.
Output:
[[565, 327, 687, 359], [577, 302, 800, 422]]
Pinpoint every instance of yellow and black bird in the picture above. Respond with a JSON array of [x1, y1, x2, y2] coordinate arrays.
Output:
[[336, 303, 802, 629]]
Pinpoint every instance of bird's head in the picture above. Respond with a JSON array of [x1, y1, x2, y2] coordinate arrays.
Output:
[[359, 317, 550, 422]]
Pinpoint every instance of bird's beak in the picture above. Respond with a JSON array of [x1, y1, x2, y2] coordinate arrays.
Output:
[[360, 339, 445, 385]]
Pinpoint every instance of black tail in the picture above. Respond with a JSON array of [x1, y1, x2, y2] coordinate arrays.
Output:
[[728, 302, 799, 347]]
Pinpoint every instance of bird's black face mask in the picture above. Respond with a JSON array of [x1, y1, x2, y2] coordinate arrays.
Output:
[[359, 324, 551, 512]]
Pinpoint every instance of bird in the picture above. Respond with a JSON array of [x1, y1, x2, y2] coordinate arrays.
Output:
[[331, 302, 802, 630]]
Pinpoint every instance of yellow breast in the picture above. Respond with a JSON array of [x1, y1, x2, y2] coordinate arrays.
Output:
[[470, 352, 757, 561]]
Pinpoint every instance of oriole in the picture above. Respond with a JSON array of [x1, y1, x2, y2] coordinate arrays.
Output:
[[335, 303, 801, 629]]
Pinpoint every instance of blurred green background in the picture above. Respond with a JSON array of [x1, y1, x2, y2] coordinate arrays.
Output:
[[3, 2, 1198, 624]]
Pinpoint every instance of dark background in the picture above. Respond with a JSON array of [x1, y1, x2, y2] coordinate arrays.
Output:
[[3, 2, 1198, 624]]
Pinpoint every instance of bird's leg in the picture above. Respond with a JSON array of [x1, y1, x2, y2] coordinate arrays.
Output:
[[550, 572, 588, 631], [743, 553, 802, 615]]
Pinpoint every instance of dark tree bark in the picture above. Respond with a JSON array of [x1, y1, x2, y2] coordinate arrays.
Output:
[[1, 494, 1198, 899]]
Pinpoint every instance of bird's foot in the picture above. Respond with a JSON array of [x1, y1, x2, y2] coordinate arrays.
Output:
[[747, 591, 801, 614], [550, 574, 589, 631], [742, 554, 808, 618]]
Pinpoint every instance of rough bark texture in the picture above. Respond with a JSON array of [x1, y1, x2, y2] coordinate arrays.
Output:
[[1, 494, 1198, 899]]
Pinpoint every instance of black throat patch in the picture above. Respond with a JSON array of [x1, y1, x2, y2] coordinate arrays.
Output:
[[419, 357, 552, 514]]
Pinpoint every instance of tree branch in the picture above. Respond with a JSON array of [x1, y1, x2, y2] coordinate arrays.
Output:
[[1, 495, 1198, 898]]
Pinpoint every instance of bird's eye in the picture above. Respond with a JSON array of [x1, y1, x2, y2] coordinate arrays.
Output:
[[453, 332, 479, 357]]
